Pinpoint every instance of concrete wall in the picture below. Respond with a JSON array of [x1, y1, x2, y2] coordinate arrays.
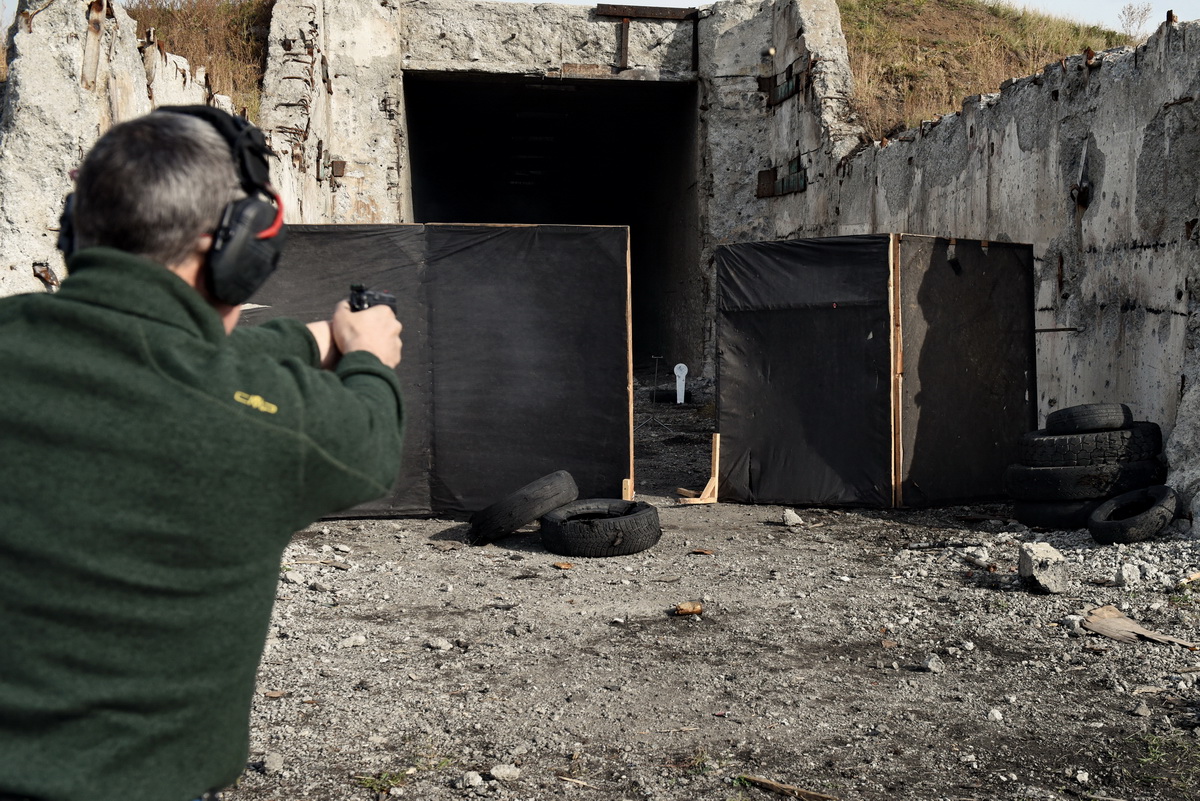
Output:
[[261, 0, 703, 226], [0, 0, 219, 297], [769, 15, 1197, 431], [264, 0, 407, 224], [756, 5, 1200, 518]]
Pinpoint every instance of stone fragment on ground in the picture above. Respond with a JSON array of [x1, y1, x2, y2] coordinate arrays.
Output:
[[1019, 542, 1069, 593], [488, 764, 520, 781]]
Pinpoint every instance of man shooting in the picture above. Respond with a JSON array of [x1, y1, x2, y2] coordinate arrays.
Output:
[[0, 107, 404, 800]]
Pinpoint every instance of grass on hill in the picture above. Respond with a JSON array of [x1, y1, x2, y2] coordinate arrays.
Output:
[[123, 0, 274, 120], [836, 0, 1134, 138]]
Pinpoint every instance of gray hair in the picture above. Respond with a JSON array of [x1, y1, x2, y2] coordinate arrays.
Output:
[[72, 112, 240, 268]]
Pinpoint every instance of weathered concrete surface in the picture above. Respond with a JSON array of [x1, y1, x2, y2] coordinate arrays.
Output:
[[144, 44, 212, 108], [696, 0, 773, 247], [399, 0, 696, 77], [0, 0, 223, 296], [0, 0, 150, 295], [260, 0, 702, 225], [757, 10, 1200, 519], [263, 0, 407, 224]]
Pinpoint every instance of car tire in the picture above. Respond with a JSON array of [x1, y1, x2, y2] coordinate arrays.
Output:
[[1003, 459, 1165, 501], [1045, 403, 1133, 434], [540, 499, 662, 558], [467, 470, 579, 545], [1018, 422, 1162, 467], [1087, 485, 1179, 545]]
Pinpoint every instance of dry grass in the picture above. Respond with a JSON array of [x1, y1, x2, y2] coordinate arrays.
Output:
[[836, 0, 1134, 138], [123, 0, 274, 120]]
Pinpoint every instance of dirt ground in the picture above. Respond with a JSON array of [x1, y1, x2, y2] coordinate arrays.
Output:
[[224, 386, 1200, 801]]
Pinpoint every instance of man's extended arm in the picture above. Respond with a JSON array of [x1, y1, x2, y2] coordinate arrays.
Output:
[[229, 301, 400, 372]]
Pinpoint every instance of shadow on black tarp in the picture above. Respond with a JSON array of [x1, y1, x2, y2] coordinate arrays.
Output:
[[243, 224, 631, 516], [715, 234, 1035, 508]]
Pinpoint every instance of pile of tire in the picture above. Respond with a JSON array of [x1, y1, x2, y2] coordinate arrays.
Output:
[[465, 470, 662, 557], [1006, 403, 1177, 543]]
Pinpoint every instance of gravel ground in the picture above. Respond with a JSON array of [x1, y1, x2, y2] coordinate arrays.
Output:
[[224, 395, 1200, 801]]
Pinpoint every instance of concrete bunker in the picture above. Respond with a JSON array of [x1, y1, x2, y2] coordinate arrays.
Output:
[[403, 72, 701, 368]]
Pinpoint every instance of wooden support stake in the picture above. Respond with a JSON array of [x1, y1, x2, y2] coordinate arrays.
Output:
[[734, 777, 840, 801], [677, 433, 719, 504], [735, 775, 839, 801]]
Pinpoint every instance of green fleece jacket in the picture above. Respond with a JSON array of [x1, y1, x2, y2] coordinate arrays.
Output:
[[0, 248, 404, 801]]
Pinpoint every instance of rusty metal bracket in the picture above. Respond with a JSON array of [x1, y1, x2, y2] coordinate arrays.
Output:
[[595, 5, 700, 72], [619, 17, 630, 70], [595, 4, 697, 20], [20, 0, 56, 33]]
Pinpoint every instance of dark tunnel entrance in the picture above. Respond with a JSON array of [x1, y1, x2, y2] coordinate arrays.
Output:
[[403, 73, 701, 371]]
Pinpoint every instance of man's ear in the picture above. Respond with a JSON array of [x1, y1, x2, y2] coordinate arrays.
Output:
[[194, 233, 214, 258]]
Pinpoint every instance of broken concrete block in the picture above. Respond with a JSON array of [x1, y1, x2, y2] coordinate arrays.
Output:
[[921, 654, 945, 674], [1114, 563, 1141, 587], [488, 764, 520, 781], [1019, 543, 1069, 594]]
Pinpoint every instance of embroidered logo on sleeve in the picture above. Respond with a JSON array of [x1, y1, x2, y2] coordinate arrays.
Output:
[[234, 391, 279, 414]]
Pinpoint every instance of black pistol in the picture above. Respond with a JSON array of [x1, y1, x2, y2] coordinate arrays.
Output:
[[348, 283, 397, 315]]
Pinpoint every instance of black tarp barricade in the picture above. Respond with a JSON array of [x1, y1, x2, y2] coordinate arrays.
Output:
[[716, 234, 1035, 508], [243, 224, 632, 516]]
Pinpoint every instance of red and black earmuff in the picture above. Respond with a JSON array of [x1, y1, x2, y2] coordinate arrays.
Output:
[[56, 106, 286, 306], [156, 105, 286, 306]]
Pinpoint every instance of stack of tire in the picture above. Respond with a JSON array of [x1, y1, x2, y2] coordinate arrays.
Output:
[[1006, 403, 1178, 543], [464, 470, 663, 557]]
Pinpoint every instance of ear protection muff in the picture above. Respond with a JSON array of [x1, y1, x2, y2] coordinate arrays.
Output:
[[206, 192, 287, 306], [154, 105, 286, 306], [57, 107, 287, 305]]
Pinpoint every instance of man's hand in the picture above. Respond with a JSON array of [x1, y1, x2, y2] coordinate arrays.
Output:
[[330, 300, 403, 369]]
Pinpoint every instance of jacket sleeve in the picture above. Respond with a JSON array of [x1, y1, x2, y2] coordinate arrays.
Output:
[[275, 350, 405, 521], [227, 318, 319, 365]]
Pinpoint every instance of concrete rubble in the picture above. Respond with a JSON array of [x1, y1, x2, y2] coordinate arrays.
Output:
[[1019, 541, 1070, 594], [3, 0, 1200, 522], [225, 508, 1200, 799]]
